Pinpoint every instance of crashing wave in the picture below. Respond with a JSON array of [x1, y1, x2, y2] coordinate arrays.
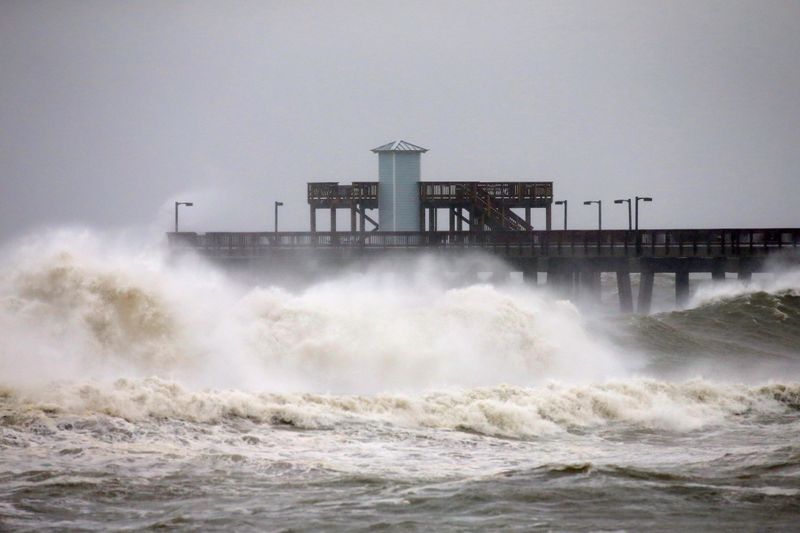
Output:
[[2, 377, 798, 438], [0, 231, 628, 393]]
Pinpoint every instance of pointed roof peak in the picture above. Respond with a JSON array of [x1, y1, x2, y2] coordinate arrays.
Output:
[[371, 140, 428, 153]]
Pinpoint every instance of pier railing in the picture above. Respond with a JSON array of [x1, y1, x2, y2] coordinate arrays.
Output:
[[419, 182, 552, 205], [307, 181, 553, 206], [307, 182, 378, 202], [168, 228, 799, 257]]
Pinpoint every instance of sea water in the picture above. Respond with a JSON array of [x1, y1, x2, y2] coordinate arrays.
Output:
[[1, 230, 798, 531]]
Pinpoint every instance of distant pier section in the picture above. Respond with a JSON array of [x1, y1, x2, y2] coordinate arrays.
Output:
[[168, 140, 799, 313]]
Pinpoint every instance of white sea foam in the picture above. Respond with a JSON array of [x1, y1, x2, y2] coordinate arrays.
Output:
[[3, 377, 797, 438], [0, 229, 629, 394]]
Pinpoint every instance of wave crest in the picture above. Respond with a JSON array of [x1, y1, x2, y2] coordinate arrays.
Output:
[[3, 378, 797, 438], [0, 232, 628, 392]]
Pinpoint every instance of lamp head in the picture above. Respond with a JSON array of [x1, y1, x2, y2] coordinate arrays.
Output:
[[555, 200, 565, 205], [275, 201, 284, 206]]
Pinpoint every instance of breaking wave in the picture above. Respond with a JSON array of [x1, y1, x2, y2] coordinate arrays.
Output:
[[1, 229, 799, 440], [2, 378, 798, 439], [616, 289, 800, 380], [0, 230, 626, 394]]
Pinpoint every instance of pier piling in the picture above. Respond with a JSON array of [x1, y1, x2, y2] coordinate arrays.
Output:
[[712, 258, 726, 282], [638, 271, 655, 314], [617, 269, 633, 313], [675, 271, 690, 308], [580, 270, 601, 303]]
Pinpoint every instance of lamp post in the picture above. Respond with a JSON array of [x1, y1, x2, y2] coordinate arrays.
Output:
[[634, 196, 652, 231], [583, 200, 602, 230], [274, 201, 284, 232], [614, 198, 632, 230], [174, 201, 193, 232], [554, 200, 568, 230]]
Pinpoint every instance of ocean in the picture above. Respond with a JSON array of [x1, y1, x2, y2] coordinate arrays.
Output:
[[1, 231, 798, 531]]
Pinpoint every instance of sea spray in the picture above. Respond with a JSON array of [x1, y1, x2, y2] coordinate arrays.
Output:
[[0, 229, 630, 394]]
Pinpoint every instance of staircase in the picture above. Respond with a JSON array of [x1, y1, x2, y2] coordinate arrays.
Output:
[[467, 186, 533, 231]]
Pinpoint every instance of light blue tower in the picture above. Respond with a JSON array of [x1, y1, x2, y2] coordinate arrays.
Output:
[[371, 140, 428, 231]]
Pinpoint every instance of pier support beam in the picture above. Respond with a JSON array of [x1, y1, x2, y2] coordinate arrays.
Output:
[[711, 258, 725, 282], [522, 259, 538, 285], [547, 266, 563, 292], [330, 208, 337, 232], [547, 260, 575, 298], [638, 271, 654, 314], [310, 208, 317, 233], [350, 207, 357, 232], [545, 204, 552, 231], [580, 270, 601, 303], [617, 269, 633, 313], [675, 271, 690, 308], [737, 257, 752, 284]]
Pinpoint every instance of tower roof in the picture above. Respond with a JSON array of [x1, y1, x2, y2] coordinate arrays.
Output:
[[371, 140, 428, 153]]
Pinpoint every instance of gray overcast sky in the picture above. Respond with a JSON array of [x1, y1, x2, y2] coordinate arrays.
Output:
[[1, 0, 799, 240]]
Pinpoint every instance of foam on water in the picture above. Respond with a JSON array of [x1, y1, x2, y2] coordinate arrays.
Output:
[[3, 377, 798, 439]]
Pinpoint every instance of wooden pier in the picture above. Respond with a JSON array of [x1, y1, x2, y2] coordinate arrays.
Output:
[[168, 228, 800, 313], [307, 181, 554, 233]]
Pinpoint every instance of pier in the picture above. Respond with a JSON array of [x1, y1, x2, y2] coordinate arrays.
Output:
[[308, 181, 554, 233], [169, 140, 799, 313], [168, 228, 800, 313]]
